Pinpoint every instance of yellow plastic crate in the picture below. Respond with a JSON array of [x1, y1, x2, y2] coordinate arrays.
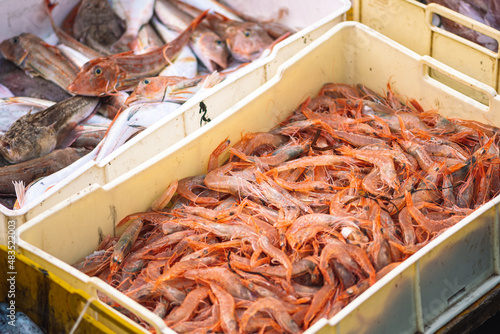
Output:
[[352, 0, 500, 99], [15, 21, 500, 333], [0, 246, 146, 333]]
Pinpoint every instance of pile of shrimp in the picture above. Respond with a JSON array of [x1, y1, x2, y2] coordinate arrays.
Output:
[[74, 82, 500, 333]]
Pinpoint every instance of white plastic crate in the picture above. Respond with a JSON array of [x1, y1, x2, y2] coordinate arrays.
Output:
[[16, 22, 500, 333], [0, 0, 350, 244]]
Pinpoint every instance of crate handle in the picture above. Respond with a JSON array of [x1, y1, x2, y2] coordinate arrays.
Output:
[[87, 277, 170, 334], [425, 3, 500, 55], [420, 55, 497, 108]]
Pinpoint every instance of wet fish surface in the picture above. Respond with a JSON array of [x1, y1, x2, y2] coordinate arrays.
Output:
[[0, 96, 100, 163], [0, 33, 80, 92], [0, 59, 71, 102], [73, 0, 125, 55], [0, 147, 89, 196]]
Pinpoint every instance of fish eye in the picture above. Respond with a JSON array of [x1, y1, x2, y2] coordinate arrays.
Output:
[[144, 79, 150, 84], [244, 31, 251, 37], [12, 37, 19, 44], [215, 39, 223, 46], [94, 66, 103, 76]]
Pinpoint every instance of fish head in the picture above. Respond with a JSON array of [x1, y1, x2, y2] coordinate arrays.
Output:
[[0, 34, 30, 66], [0, 126, 56, 163], [68, 58, 120, 96], [225, 23, 273, 62], [194, 32, 230, 71], [126, 77, 166, 105]]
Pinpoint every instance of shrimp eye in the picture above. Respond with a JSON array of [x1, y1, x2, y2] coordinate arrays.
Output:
[[143, 79, 150, 84], [244, 31, 250, 37], [94, 66, 103, 76], [12, 37, 19, 44], [215, 39, 223, 46]]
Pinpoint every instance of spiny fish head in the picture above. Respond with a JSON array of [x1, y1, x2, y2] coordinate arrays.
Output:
[[225, 23, 273, 62], [126, 77, 188, 105], [68, 58, 119, 96], [0, 34, 29, 66], [0, 127, 56, 164], [126, 77, 167, 105], [196, 32, 230, 71], [0, 137, 20, 163]]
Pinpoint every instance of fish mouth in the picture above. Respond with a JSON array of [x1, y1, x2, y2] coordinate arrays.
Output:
[[67, 83, 105, 97], [204, 58, 228, 73], [232, 50, 262, 63], [125, 95, 139, 105]]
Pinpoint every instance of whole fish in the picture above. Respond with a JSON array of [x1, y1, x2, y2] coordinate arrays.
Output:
[[180, 0, 243, 21], [72, 0, 125, 55], [155, 0, 229, 71], [0, 59, 71, 102], [110, 0, 156, 52], [44, 0, 103, 60], [0, 33, 80, 93], [0, 96, 100, 163], [206, 12, 274, 62], [151, 17, 198, 78], [217, 1, 295, 38], [0, 147, 89, 196], [95, 101, 180, 161], [125, 76, 202, 105], [16, 143, 104, 209], [0, 97, 56, 133], [68, 11, 208, 96]]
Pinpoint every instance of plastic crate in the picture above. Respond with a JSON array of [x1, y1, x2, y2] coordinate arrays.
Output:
[[0, 0, 350, 244], [16, 21, 500, 333], [351, 0, 500, 100], [0, 246, 146, 333]]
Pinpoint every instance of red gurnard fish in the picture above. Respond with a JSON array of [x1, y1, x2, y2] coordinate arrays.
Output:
[[67, 10, 208, 96]]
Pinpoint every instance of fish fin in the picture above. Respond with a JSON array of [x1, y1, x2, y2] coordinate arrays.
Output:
[[209, 11, 231, 22], [13, 180, 26, 210], [56, 123, 81, 149], [189, 10, 209, 32]]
